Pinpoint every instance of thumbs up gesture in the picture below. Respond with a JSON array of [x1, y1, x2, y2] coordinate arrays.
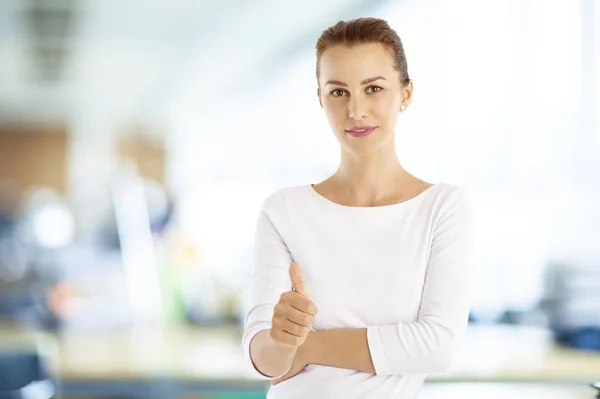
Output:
[[269, 262, 318, 348]]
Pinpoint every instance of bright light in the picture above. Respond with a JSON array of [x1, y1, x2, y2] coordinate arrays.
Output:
[[32, 203, 75, 249]]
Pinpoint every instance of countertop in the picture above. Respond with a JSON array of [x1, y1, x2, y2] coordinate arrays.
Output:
[[1, 322, 599, 385]]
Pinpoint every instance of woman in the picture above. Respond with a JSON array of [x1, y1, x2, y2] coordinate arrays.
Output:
[[242, 17, 472, 399]]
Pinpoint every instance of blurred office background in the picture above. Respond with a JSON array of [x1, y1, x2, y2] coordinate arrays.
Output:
[[0, 0, 599, 398]]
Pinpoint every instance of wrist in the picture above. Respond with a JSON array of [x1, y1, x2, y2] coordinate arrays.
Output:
[[268, 331, 299, 355], [298, 331, 317, 365]]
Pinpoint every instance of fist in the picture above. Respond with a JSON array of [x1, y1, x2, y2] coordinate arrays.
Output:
[[270, 262, 318, 348]]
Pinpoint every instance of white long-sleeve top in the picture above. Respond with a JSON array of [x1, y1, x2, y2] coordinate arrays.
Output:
[[242, 182, 473, 399]]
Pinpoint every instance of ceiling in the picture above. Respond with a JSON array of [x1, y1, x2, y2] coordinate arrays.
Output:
[[0, 0, 390, 132]]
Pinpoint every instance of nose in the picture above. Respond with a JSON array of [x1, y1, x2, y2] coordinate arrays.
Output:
[[348, 95, 367, 120]]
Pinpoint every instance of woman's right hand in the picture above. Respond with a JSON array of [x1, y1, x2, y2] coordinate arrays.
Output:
[[270, 262, 318, 348]]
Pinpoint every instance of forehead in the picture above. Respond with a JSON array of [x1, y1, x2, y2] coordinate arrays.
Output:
[[319, 43, 397, 83]]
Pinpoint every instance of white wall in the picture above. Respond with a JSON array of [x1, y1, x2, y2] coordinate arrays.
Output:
[[167, 0, 600, 319]]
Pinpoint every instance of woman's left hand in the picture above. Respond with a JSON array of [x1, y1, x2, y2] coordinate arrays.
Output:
[[271, 352, 308, 385]]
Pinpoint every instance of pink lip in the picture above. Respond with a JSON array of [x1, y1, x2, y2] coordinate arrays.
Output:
[[345, 126, 377, 137]]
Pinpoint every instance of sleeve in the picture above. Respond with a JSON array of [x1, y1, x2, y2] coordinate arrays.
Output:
[[366, 187, 473, 376], [241, 205, 294, 379]]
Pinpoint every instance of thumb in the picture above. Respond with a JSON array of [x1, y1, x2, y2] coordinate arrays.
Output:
[[289, 262, 310, 298]]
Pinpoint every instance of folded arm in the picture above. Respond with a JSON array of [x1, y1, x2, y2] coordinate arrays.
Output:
[[301, 188, 472, 376]]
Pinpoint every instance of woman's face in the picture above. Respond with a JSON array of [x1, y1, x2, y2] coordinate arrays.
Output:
[[318, 43, 412, 156]]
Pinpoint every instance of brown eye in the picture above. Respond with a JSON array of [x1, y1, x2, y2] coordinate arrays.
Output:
[[331, 89, 346, 97], [366, 86, 382, 93]]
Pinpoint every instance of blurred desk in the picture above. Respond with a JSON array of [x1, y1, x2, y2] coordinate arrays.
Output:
[[431, 324, 600, 383], [0, 322, 264, 398], [1, 322, 599, 397]]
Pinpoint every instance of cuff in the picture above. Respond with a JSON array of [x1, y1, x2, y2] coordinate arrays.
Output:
[[367, 325, 392, 376], [243, 326, 292, 380]]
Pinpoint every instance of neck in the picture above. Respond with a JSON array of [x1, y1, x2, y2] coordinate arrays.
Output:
[[333, 142, 411, 204]]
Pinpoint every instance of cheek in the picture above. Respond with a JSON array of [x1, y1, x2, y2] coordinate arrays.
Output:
[[323, 100, 346, 124], [371, 95, 400, 122]]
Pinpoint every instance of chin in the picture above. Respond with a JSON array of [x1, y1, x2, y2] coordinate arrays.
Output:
[[340, 133, 393, 156], [341, 140, 384, 156]]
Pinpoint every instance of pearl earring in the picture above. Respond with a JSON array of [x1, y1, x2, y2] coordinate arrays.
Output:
[[400, 105, 406, 110]]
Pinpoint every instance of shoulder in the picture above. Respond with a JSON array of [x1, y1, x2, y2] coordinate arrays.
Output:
[[260, 184, 311, 214], [433, 182, 469, 203], [429, 182, 472, 228]]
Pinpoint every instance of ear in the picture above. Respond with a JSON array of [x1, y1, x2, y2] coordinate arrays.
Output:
[[400, 80, 414, 112]]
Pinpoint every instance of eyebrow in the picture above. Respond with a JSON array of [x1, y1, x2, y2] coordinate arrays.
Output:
[[324, 76, 387, 87]]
